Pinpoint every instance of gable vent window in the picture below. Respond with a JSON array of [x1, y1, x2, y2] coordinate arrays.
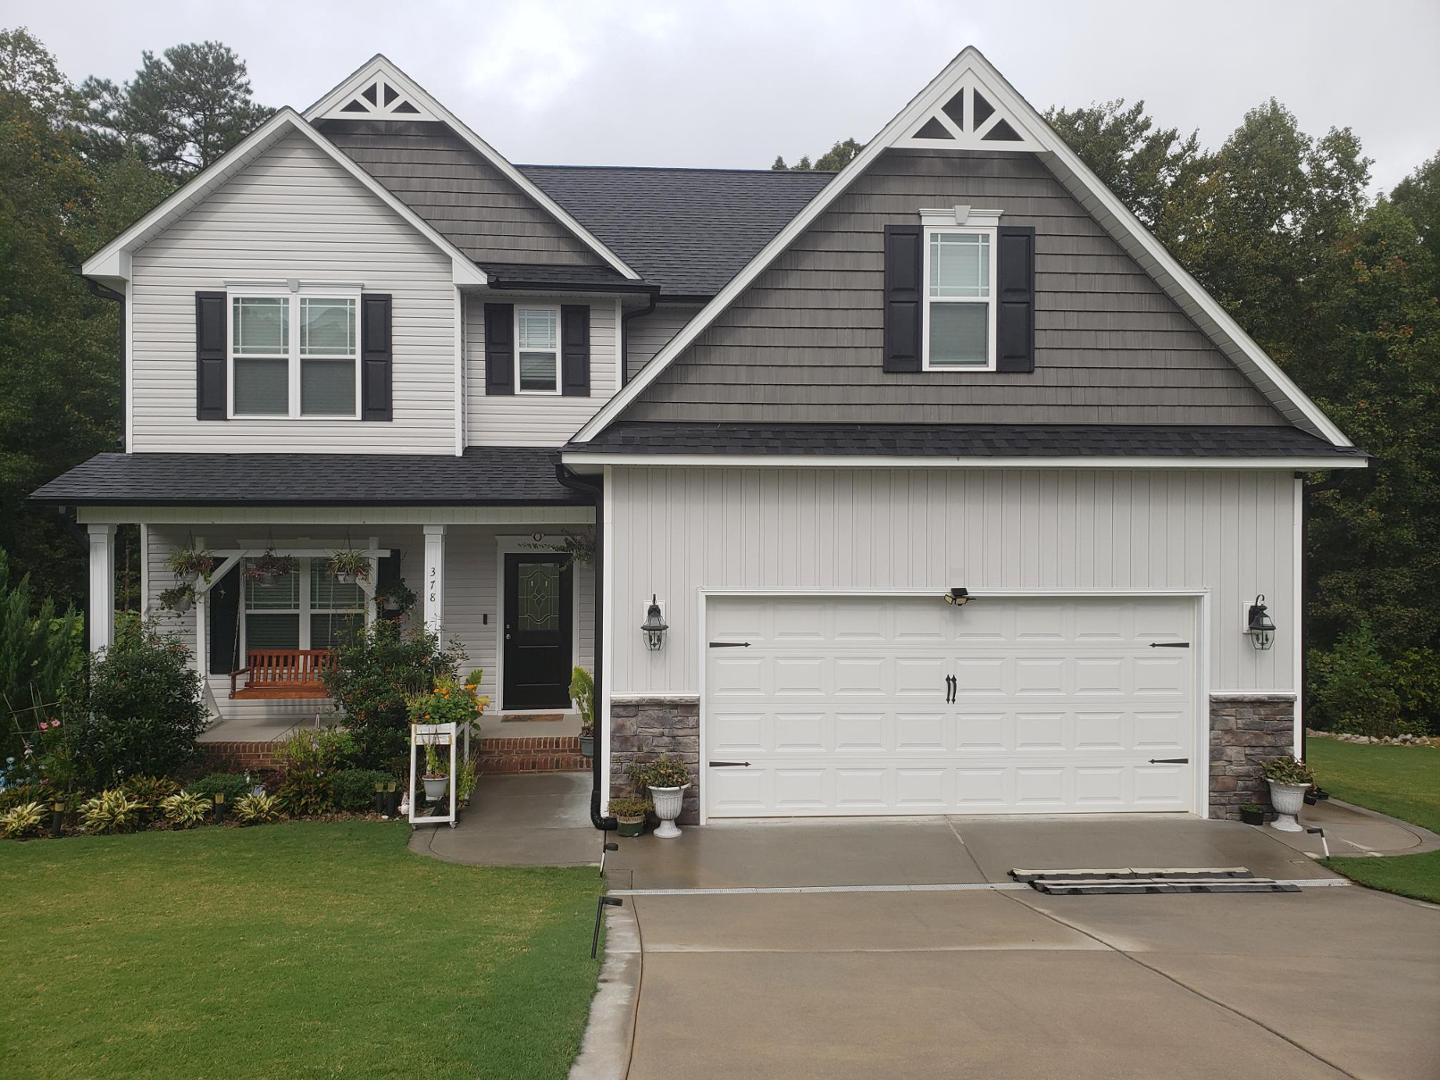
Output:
[[515, 305, 560, 394], [228, 288, 360, 418], [921, 208, 1000, 371]]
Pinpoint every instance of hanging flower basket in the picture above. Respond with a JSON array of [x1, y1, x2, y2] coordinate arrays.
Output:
[[158, 584, 196, 615], [167, 546, 214, 582], [245, 549, 297, 582], [328, 549, 371, 585], [373, 578, 416, 614]]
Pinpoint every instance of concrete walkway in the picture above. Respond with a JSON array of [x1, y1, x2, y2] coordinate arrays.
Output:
[[408, 771, 600, 867]]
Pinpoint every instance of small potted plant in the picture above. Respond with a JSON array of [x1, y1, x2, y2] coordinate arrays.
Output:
[[328, 549, 371, 585], [158, 583, 196, 615], [570, 666, 595, 758], [629, 757, 691, 839], [421, 741, 448, 804], [610, 796, 651, 838], [1239, 803, 1266, 826], [374, 578, 416, 615], [1260, 755, 1314, 832], [167, 545, 214, 582], [245, 548, 297, 582]]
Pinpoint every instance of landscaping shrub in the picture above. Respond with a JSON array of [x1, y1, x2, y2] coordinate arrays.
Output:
[[233, 791, 281, 824], [0, 550, 85, 764], [274, 768, 334, 817], [1308, 628, 1438, 737], [322, 621, 466, 769], [188, 773, 255, 806], [80, 789, 145, 834], [0, 780, 59, 814], [0, 800, 46, 839], [61, 615, 209, 785], [276, 727, 357, 771], [123, 775, 180, 807], [331, 768, 393, 812], [158, 791, 210, 829]]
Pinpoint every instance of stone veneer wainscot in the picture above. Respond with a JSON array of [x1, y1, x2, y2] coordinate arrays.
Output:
[[1209, 695, 1297, 820], [609, 698, 700, 824]]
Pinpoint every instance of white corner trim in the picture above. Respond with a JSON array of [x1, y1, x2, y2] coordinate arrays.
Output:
[[82, 107, 486, 288], [571, 47, 1350, 448], [303, 55, 640, 282], [559, 452, 1368, 472]]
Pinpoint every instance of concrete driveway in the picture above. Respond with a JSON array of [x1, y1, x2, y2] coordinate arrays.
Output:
[[594, 817, 1440, 1080]]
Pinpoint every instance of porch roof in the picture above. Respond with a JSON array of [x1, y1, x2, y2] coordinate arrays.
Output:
[[30, 448, 587, 507]]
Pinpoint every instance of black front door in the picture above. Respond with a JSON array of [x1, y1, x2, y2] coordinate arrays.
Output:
[[503, 554, 574, 710]]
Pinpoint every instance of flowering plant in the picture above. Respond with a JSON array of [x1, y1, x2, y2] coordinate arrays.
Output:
[[407, 676, 484, 728], [245, 549, 297, 582]]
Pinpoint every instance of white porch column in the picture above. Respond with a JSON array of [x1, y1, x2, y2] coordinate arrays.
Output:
[[423, 525, 446, 641], [86, 524, 116, 654]]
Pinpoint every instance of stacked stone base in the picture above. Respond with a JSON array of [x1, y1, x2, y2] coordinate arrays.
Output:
[[475, 736, 586, 774], [610, 698, 700, 824], [1209, 695, 1297, 820]]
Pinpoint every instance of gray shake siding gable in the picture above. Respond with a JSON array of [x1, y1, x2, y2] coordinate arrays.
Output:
[[625, 149, 1285, 426], [319, 119, 605, 268]]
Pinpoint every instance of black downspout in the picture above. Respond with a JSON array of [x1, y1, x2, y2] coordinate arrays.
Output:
[[618, 291, 659, 388], [556, 461, 617, 831]]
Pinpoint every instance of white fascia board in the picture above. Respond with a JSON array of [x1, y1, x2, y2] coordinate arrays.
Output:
[[303, 56, 640, 282], [572, 46, 1350, 449], [559, 452, 1369, 472], [82, 107, 486, 288]]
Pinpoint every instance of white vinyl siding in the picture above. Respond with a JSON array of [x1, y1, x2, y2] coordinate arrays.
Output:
[[464, 295, 619, 446], [608, 466, 1297, 697], [129, 133, 456, 454]]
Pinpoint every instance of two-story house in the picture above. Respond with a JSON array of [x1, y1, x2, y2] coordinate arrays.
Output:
[[36, 49, 1365, 824]]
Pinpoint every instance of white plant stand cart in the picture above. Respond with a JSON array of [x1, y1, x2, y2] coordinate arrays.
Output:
[[409, 722, 459, 829]]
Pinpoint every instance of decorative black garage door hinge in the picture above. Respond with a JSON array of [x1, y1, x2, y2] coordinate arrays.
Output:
[[708, 761, 752, 767], [1147, 757, 1190, 764], [708, 641, 751, 648], [1148, 641, 1190, 648]]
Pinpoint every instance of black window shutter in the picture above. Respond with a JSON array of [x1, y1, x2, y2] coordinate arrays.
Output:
[[561, 304, 590, 396], [360, 293, 393, 421], [207, 563, 240, 675], [995, 225, 1036, 373], [195, 292, 227, 420], [484, 303, 514, 395], [882, 225, 923, 372]]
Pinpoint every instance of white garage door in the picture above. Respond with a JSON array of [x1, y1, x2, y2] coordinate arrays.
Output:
[[705, 595, 1197, 818]]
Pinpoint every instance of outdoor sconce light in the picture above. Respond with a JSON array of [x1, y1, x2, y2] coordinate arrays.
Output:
[[943, 587, 971, 607], [641, 594, 668, 651], [1247, 594, 1276, 651]]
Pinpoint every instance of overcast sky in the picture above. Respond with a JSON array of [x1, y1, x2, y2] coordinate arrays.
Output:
[[8, 0, 1438, 191]]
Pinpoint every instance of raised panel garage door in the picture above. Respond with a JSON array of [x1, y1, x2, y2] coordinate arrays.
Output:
[[704, 595, 1197, 818]]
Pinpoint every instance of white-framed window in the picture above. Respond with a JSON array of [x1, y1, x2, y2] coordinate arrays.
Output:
[[228, 287, 361, 418], [921, 209, 1000, 371], [514, 305, 560, 394], [241, 558, 365, 653]]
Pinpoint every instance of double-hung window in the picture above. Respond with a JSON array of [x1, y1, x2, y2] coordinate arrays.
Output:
[[241, 557, 365, 652], [922, 210, 1000, 370], [515, 305, 560, 394], [229, 288, 360, 417]]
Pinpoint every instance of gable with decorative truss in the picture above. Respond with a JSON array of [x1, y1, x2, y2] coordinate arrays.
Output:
[[894, 73, 1044, 151], [319, 71, 437, 121]]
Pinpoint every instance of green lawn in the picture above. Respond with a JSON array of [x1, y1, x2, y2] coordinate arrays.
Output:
[[0, 821, 600, 1077], [1308, 737, 1440, 904]]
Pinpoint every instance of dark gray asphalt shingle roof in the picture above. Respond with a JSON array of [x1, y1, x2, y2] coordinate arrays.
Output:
[[517, 165, 834, 297], [480, 262, 653, 292], [566, 423, 1369, 460], [30, 450, 587, 506]]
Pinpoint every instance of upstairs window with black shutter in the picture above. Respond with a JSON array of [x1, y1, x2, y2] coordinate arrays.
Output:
[[224, 287, 365, 418]]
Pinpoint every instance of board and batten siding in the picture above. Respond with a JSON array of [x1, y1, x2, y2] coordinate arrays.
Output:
[[147, 524, 593, 728], [320, 120, 605, 268], [464, 294, 619, 446], [625, 303, 704, 382], [608, 466, 1296, 696], [626, 149, 1284, 426], [129, 132, 457, 454]]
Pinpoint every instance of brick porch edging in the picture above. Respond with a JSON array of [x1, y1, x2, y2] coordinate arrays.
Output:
[[1209, 695, 1296, 820], [198, 741, 282, 772], [476, 736, 587, 774]]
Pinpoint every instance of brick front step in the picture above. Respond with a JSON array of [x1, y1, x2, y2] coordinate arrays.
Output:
[[198, 741, 282, 771], [476, 736, 588, 774]]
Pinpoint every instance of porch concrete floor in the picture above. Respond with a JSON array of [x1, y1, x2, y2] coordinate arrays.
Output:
[[409, 771, 600, 867]]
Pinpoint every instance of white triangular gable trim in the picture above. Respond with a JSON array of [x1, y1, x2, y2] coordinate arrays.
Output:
[[894, 69, 1045, 151], [82, 107, 486, 287], [317, 69, 437, 121], [305, 56, 641, 281], [573, 47, 1350, 447]]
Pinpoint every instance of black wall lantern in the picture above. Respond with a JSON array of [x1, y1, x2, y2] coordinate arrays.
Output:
[[641, 594, 668, 651], [943, 587, 971, 607], [1247, 594, 1276, 651]]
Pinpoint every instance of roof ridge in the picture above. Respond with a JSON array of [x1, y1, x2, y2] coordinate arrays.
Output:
[[517, 163, 837, 177]]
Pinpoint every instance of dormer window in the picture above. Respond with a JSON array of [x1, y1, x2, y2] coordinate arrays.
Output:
[[228, 287, 360, 418], [920, 207, 1001, 371], [515, 305, 561, 394]]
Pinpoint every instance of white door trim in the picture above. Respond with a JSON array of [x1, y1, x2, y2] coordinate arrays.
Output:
[[494, 535, 581, 715], [696, 587, 1211, 824]]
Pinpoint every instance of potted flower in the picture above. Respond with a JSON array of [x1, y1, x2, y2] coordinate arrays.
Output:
[[167, 545, 214, 582], [421, 741, 448, 803], [570, 666, 596, 758], [1260, 755, 1314, 832], [1239, 803, 1266, 826], [328, 549, 371, 585], [373, 578, 416, 615], [245, 548, 297, 582], [609, 796, 651, 838], [628, 757, 691, 839], [158, 583, 196, 615]]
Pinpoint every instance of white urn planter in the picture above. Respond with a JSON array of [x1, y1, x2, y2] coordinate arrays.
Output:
[[1267, 780, 1308, 832], [649, 785, 689, 839]]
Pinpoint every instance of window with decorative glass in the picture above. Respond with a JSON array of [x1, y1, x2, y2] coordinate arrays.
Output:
[[229, 290, 359, 417], [923, 227, 996, 370]]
